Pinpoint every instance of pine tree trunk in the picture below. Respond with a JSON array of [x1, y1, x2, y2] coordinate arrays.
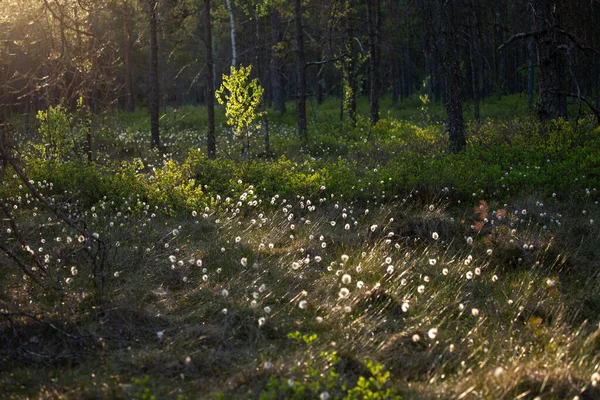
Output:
[[405, 10, 412, 97], [254, 9, 270, 155], [468, 1, 480, 121], [148, 0, 160, 150], [345, 0, 357, 124], [270, 9, 286, 114], [294, 0, 307, 142], [532, 0, 567, 120], [366, 0, 380, 124], [469, 38, 480, 121], [124, 0, 135, 112], [495, 0, 504, 99], [205, 0, 216, 159], [439, 0, 465, 152], [390, 0, 400, 105], [528, 37, 536, 109]]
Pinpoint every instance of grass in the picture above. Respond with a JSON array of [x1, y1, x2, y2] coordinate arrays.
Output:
[[1, 94, 600, 399]]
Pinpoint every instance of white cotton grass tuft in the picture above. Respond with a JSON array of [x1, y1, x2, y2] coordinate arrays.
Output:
[[341, 274, 352, 285], [428, 328, 438, 339]]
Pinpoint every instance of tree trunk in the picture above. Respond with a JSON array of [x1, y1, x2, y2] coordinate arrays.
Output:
[[405, 9, 412, 97], [468, 0, 480, 121], [366, 0, 380, 124], [527, 37, 536, 109], [205, 0, 216, 159], [594, 68, 600, 109], [495, 0, 504, 99], [148, 0, 160, 149], [270, 8, 286, 114], [294, 0, 307, 142], [532, 0, 567, 120], [225, 0, 237, 67], [124, 0, 135, 112], [254, 9, 270, 155], [390, 0, 400, 105], [344, 0, 357, 124], [317, 66, 325, 105], [439, 0, 465, 152], [469, 38, 480, 121]]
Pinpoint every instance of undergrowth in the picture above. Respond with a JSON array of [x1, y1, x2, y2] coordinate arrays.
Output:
[[1, 99, 600, 399]]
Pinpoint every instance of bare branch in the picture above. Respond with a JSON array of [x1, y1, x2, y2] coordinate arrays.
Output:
[[561, 92, 600, 125], [497, 32, 535, 51], [0, 241, 45, 287], [556, 29, 600, 56], [306, 54, 349, 68]]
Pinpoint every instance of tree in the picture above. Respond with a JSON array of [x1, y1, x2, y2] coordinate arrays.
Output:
[[205, 0, 216, 159], [342, 0, 358, 124], [294, 0, 307, 142], [216, 65, 264, 158], [225, 0, 238, 66], [434, 0, 466, 152], [366, 0, 381, 124], [467, 0, 481, 121], [123, 0, 136, 112], [148, 0, 160, 149], [531, 0, 567, 120], [270, 7, 286, 114]]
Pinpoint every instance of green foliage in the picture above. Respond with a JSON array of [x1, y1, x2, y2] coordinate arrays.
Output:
[[216, 65, 264, 140], [186, 150, 326, 200], [147, 159, 205, 212], [134, 375, 157, 400], [260, 332, 400, 400], [34, 99, 91, 161], [344, 359, 401, 400], [134, 375, 182, 400], [35, 104, 73, 160]]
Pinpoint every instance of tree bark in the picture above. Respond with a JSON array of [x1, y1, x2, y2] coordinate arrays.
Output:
[[405, 8, 412, 98], [528, 37, 536, 108], [532, 0, 567, 120], [468, 0, 480, 121], [439, 0, 465, 152], [390, 0, 400, 105], [255, 9, 270, 155], [270, 8, 286, 114], [366, 0, 380, 124], [225, 0, 237, 67], [294, 0, 307, 142], [124, 0, 135, 112], [344, 0, 357, 124], [148, 0, 160, 149], [469, 38, 480, 121], [205, 0, 216, 159], [495, 0, 504, 99]]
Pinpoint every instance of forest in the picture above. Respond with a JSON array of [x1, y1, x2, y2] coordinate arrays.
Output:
[[1, 0, 600, 398]]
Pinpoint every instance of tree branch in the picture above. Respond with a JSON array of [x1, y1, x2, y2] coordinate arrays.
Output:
[[497, 32, 535, 51], [0, 241, 45, 287], [305, 54, 349, 68], [556, 29, 600, 56], [560, 92, 600, 125]]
